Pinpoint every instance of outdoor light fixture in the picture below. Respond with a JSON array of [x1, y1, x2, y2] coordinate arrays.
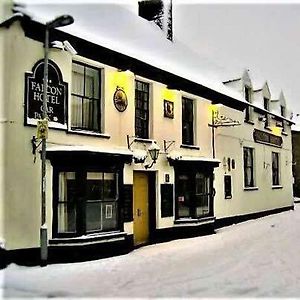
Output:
[[145, 141, 160, 169], [40, 14, 74, 266]]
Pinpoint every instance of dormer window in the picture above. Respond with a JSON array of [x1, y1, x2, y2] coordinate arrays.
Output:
[[280, 105, 286, 117], [263, 97, 270, 127], [280, 105, 286, 133], [244, 86, 252, 122]]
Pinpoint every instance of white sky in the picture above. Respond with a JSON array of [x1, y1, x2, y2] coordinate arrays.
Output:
[[13, 0, 300, 118], [173, 1, 300, 118]]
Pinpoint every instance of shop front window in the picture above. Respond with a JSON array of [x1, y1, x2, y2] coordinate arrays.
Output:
[[176, 171, 212, 219], [56, 170, 119, 236]]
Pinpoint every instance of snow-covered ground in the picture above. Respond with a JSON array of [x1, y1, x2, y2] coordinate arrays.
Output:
[[2, 204, 300, 298]]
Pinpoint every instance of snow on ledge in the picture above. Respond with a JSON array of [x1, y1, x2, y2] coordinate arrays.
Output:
[[167, 151, 220, 163], [132, 149, 147, 163], [46, 144, 133, 156]]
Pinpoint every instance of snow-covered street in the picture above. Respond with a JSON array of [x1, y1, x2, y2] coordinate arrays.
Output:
[[2, 204, 300, 298]]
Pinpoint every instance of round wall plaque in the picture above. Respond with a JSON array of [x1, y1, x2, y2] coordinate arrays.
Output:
[[113, 87, 128, 112]]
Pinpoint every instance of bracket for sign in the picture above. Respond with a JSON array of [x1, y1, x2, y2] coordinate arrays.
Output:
[[31, 136, 42, 163]]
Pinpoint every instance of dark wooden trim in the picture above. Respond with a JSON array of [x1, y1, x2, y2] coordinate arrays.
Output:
[[152, 222, 215, 243], [20, 18, 247, 112], [215, 205, 294, 229]]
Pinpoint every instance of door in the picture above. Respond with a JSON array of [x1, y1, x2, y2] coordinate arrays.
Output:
[[133, 172, 149, 246]]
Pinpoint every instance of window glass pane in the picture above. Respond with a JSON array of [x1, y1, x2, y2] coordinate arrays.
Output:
[[58, 172, 76, 233], [177, 174, 192, 218], [71, 96, 82, 128], [85, 67, 100, 99], [72, 64, 84, 95], [86, 202, 102, 232], [195, 173, 210, 217], [182, 98, 194, 145], [272, 152, 280, 185], [244, 148, 254, 187], [104, 173, 116, 199], [101, 202, 118, 231]]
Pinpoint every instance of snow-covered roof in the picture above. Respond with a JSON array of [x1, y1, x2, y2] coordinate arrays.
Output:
[[12, 2, 246, 105]]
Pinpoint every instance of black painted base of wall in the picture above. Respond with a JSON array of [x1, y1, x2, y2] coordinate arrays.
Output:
[[1, 235, 134, 269], [215, 205, 294, 229], [152, 222, 215, 244]]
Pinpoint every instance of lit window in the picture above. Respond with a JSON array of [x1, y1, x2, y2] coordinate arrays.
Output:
[[71, 62, 101, 132]]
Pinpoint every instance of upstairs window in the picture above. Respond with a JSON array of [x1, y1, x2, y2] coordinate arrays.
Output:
[[182, 97, 194, 145], [272, 152, 280, 186], [135, 80, 150, 139], [244, 86, 252, 122], [263, 97, 270, 127], [243, 147, 255, 187], [71, 62, 101, 132]]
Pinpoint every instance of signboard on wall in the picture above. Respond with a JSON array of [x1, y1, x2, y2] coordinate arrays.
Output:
[[253, 129, 282, 147], [25, 59, 68, 129]]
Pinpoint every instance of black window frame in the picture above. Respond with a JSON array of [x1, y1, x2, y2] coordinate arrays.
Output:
[[71, 61, 101, 132], [182, 97, 194, 145], [243, 147, 255, 187], [135, 80, 150, 139], [272, 152, 280, 186]]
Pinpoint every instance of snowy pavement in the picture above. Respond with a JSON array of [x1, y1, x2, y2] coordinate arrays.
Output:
[[2, 204, 300, 298]]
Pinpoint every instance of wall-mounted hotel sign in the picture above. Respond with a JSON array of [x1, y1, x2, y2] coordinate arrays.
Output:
[[25, 59, 68, 129], [253, 129, 282, 147]]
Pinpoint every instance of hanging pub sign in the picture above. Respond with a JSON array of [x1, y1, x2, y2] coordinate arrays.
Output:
[[25, 59, 68, 129], [253, 129, 282, 147]]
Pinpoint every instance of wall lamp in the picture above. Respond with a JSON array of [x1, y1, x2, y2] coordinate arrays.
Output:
[[127, 135, 160, 169], [145, 141, 160, 169]]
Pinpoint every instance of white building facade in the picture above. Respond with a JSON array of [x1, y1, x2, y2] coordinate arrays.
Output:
[[0, 2, 294, 265]]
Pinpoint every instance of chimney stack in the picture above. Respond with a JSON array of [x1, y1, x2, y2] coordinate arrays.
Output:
[[138, 0, 173, 42]]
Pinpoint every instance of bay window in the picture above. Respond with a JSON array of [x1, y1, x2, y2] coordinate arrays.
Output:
[[176, 170, 212, 219], [55, 170, 119, 237]]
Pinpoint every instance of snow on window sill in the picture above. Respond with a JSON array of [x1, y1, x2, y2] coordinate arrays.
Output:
[[50, 231, 127, 246], [68, 129, 111, 139], [272, 185, 283, 189], [244, 186, 259, 191]]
